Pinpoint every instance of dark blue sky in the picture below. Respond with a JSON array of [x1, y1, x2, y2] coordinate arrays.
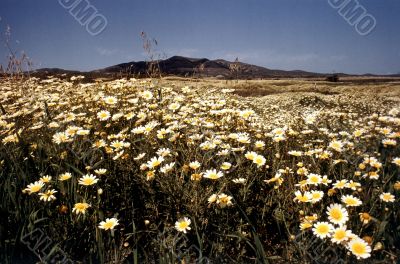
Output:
[[1, 0, 399, 74]]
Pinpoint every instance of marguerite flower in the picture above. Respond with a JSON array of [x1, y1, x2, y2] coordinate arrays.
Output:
[[38, 189, 57, 202], [73, 202, 91, 215], [52, 132, 70, 144], [220, 162, 232, 170], [97, 110, 111, 121], [175, 217, 191, 233], [39, 175, 52, 183], [253, 155, 266, 167], [331, 226, 351, 244], [189, 161, 201, 170], [327, 204, 349, 226], [310, 190, 324, 203], [312, 222, 333, 239], [329, 140, 344, 152], [78, 174, 99, 186], [380, 192, 395, 202], [307, 173, 322, 185], [293, 190, 312, 203], [103, 96, 118, 105], [146, 156, 164, 169], [99, 218, 119, 231], [216, 193, 233, 208], [392, 157, 400, 166], [141, 90, 153, 100], [348, 238, 371, 259], [208, 194, 218, 204], [232, 178, 246, 184], [341, 195, 362, 207], [24, 181, 45, 194], [94, 169, 107, 175], [59, 172, 72, 181], [203, 169, 224, 180], [245, 151, 257, 160]]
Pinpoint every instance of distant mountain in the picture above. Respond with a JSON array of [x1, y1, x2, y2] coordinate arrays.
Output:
[[32, 56, 400, 79], [92, 56, 326, 78]]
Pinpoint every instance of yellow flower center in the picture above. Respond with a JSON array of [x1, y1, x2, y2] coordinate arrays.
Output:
[[330, 208, 343, 220], [310, 176, 319, 183], [345, 198, 357, 205], [76, 203, 86, 209], [317, 225, 329, 234], [334, 230, 346, 240], [178, 222, 188, 229], [83, 178, 95, 185], [104, 222, 114, 229], [352, 243, 366, 255], [31, 185, 42, 192]]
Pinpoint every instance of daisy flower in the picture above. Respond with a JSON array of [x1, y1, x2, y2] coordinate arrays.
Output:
[[189, 161, 201, 170], [146, 156, 164, 169], [253, 155, 266, 167], [134, 153, 146, 160], [332, 179, 348, 189], [156, 148, 171, 157], [160, 162, 175, 174], [392, 157, 400, 166], [103, 96, 118, 105], [341, 195, 362, 207], [321, 175, 332, 185], [312, 222, 334, 239], [293, 190, 312, 203], [245, 151, 257, 161], [99, 218, 119, 231], [288, 150, 302, 157], [310, 190, 324, 203], [345, 180, 361, 190], [208, 194, 218, 204], [52, 132, 70, 144], [359, 212, 372, 225], [59, 172, 72, 181], [73, 202, 91, 215], [203, 169, 224, 180], [38, 189, 57, 202], [168, 103, 181, 111], [97, 110, 111, 121], [175, 217, 191, 233], [327, 204, 349, 226], [331, 226, 352, 244], [24, 181, 45, 194], [78, 174, 99, 186], [379, 192, 395, 202], [254, 141, 265, 149], [220, 162, 232, 170], [232, 178, 246, 184], [141, 90, 153, 100], [347, 238, 371, 259], [329, 140, 344, 152], [217, 193, 233, 208], [94, 169, 107, 175], [39, 175, 52, 183], [307, 173, 322, 185]]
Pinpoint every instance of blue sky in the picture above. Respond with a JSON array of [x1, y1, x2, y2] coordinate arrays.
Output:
[[0, 0, 399, 74]]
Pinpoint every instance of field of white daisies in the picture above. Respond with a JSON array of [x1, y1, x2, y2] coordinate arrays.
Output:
[[1, 76, 400, 263]]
